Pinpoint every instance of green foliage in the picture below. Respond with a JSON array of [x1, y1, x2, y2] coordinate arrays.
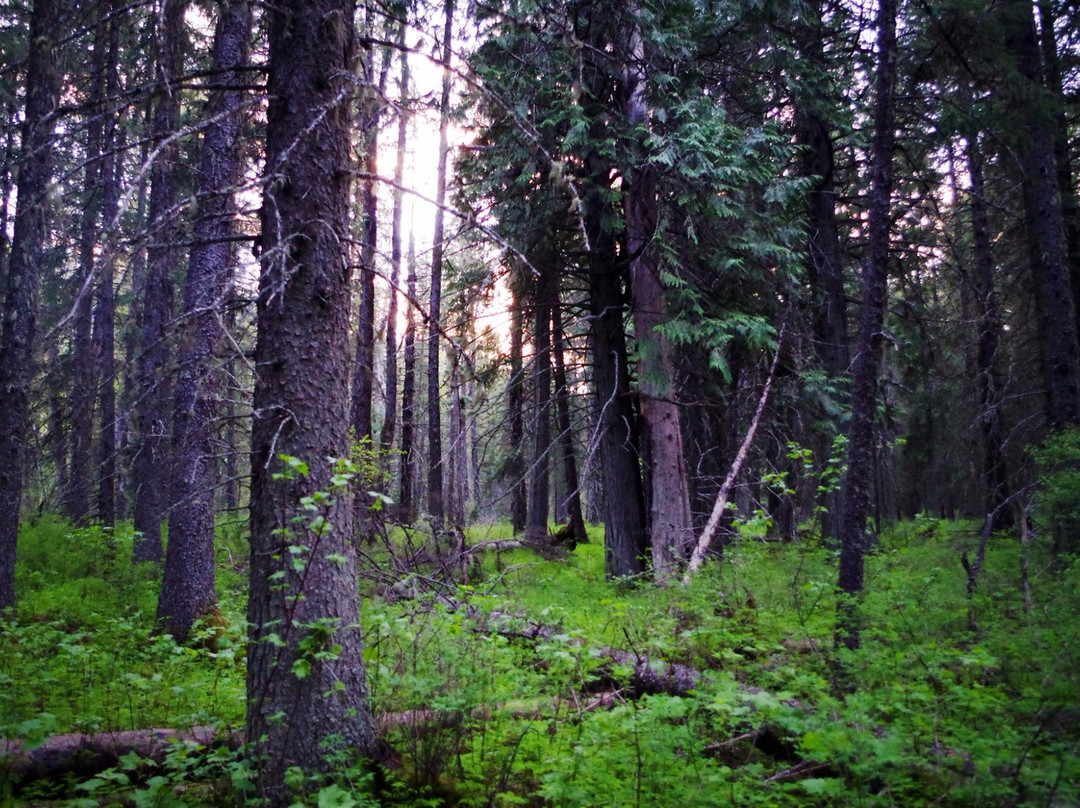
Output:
[[1032, 427, 1080, 552], [3, 515, 1078, 806]]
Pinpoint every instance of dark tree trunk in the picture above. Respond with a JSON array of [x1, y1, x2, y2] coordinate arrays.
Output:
[[132, 0, 188, 563], [350, 4, 383, 456], [526, 252, 555, 542], [382, 26, 409, 457], [0, 0, 61, 610], [585, 162, 648, 577], [69, 13, 109, 525], [966, 136, 1012, 523], [1036, 0, 1080, 333], [222, 299, 240, 513], [624, 10, 693, 581], [247, 1, 376, 800], [836, 0, 898, 654], [158, 0, 251, 642], [448, 356, 468, 529], [794, 0, 849, 541], [427, 0, 454, 527], [399, 234, 418, 520], [507, 275, 528, 535], [1003, 0, 1080, 427], [552, 304, 587, 543], [94, 3, 122, 526]]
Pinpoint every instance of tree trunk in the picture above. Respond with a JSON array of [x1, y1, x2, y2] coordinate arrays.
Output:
[[158, 0, 251, 642], [585, 163, 647, 577], [507, 273, 528, 534], [835, 0, 898, 654], [350, 3, 384, 459], [1003, 0, 1080, 427], [427, 0, 455, 528], [399, 233, 418, 520], [94, 3, 122, 527], [794, 0, 849, 542], [623, 8, 693, 581], [68, 12, 109, 525], [248, 1, 377, 800], [965, 135, 1012, 523], [132, 0, 188, 563], [1036, 0, 1080, 334], [526, 252, 555, 543], [552, 304, 587, 542], [382, 25, 410, 458], [0, 0, 61, 611]]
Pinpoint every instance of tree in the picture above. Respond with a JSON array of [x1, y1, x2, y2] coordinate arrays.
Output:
[[427, 0, 455, 527], [836, 0, 900, 654], [623, 1, 694, 580], [158, 0, 251, 642], [1001, 0, 1080, 427], [0, 0, 62, 611], [132, 0, 189, 563], [247, 0, 377, 798]]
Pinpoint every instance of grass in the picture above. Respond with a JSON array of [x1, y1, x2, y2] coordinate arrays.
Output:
[[2, 513, 1078, 806]]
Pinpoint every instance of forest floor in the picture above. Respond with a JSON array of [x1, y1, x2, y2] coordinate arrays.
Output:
[[1, 513, 1078, 806]]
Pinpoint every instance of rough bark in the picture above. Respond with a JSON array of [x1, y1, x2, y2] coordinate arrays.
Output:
[[132, 0, 189, 563], [552, 305, 587, 543], [577, 1, 647, 577], [623, 9, 693, 581], [585, 165, 648, 577], [68, 12, 110, 525], [248, 1, 377, 800], [0, 0, 61, 611], [399, 233, 418, 520], [382, 27, 409, 457], [836, 0, 898, 653], [526, 252, 555, 543], [158, 0, 251, 642], [507, 274, 528, 534], [427, 0, 454, 526], [94, 3, 122, 526], [965, 136, 1012, 522], [794, 0, 849, 541], [1003, 0, 1080, 426]]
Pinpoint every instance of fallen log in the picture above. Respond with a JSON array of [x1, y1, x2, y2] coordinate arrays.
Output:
[[0, 725, 236, 783]]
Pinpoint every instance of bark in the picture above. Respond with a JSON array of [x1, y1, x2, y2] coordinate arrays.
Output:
[[68, 13, 110, 525], [623, 8, 693, 581], [1, 726, 231, 784], [381, 27, 410, 457], [577, 1, 647, 577], [1003, 0, 1080, 427], [448, 357, 468, 529], [94, 4, 123, 526], [552, 305, 587, 543], [507, 275, 528, 534], [350, 4, 383, 455], [132, 0, 189, 563], [0, 0, 61, 611], [965, 136, 1012, 522], [158, 0, 251, 642], [835, 0, 898, 654], [526, 252, 555, 542], [248, 1, 377, 799], [794, 0, 849, 541], [585, 167, 647, 577], [399, 233, 418, 520], [427, 0, 455, 527], [1036, 0, 1080, 332]]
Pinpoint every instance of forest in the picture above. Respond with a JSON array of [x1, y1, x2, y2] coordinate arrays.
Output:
[[1, 0, 1079, 805]]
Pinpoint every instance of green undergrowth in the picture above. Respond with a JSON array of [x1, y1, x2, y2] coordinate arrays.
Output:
[[2, 515, 1078, 806]]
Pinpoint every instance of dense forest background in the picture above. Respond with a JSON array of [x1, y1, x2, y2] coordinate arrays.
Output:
[[1, 0, 1079, 805]]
